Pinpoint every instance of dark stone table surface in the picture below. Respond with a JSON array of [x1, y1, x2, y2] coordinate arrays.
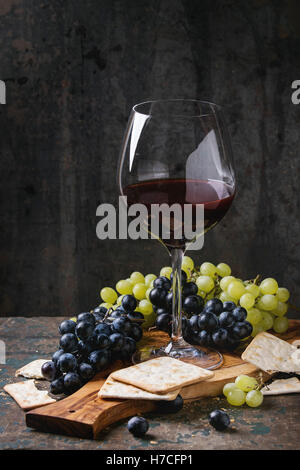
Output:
[[0, 317, 299, 450]]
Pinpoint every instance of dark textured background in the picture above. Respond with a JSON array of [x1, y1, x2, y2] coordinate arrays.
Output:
[[0, 0, 300, 317]]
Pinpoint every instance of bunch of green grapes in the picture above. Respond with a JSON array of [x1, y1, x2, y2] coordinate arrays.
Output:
[[98, 256, 291, 336], [186, 260, 290, 336], [223, 375, 263, 407]]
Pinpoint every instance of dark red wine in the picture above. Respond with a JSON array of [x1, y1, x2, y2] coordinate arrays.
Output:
[[123, 179, 235, 249]]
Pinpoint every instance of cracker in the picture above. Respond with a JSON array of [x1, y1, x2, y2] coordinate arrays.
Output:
[[241, 332, 299, 373], [15, 359, 50, 379], [99, 375, 180, 401], [261, 377, 300, 395], [291, 349, 300, 369], [111, 357, 214, 394], [4, 380, 56, 410]]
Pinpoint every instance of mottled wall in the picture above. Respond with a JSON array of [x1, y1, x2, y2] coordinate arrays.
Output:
[[0, 0, 300, 317]]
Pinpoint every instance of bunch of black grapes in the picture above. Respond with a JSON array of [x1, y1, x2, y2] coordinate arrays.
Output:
[[41, 295, 144, 395], [150, 273, 253, 350]]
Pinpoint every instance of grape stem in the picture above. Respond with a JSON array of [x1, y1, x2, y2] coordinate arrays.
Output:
[[103, 307, 113, 322], [148, 326, 158, 332], [244, 274, 261, 285]]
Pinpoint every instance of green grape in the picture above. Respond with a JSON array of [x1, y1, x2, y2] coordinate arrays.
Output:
[[240, 293, 255, 309], [182, 256, 194, 272], [100, 287, 118, 304], [251, 322, 264, 337], [277, 287, 290, 303], [220, 276, 235, 291], [272, 301, 288, 317], [159, 267, 172, 279], [259, 278, 278, 295], [219, 291, 236, 303], [227, 280, 246, 300], [130, 271, 145, 285], [116, 294, 125, 305], [223, 382, 238, 397], [235, 374, 258, 392], [246, 390, 263, 408], [100, 302, 113, 310], [145, 287, 152, 301], [245, 283, 260, 298], [182, 265, 190, 278], [70, 316, 77, 322], [132, 283, 147, 300], [227, 389, 246, 406], [261, 311, 274, 330], [197, 289, 206, 298], [216, 262, 231, 277], [145, 274, 157, 286], [273, 316, 289, 333], [196, 275, 214, 293], [246, 308, 262, 325], [141, 310, 156, 329], [257, 294, 278, 311], [200, 262, 216, 277], [116, 279, 133, 295], [138, 299, 153, 315]]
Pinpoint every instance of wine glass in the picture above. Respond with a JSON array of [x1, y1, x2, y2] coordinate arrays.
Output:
[[117, 99, 236, 369]]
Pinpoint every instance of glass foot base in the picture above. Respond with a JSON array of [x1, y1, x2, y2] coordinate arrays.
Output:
[[132, 340, 223, 370]]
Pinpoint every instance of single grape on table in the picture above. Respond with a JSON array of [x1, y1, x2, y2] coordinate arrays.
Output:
[[209, 409, 230, 431], [127, 416, 149, 437]]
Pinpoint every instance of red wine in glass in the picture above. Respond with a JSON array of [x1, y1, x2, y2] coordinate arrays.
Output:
[[124, 178, 235, 249]]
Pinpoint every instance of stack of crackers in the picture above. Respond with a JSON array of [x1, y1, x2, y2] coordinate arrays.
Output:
[[99, 357, 214, 401]]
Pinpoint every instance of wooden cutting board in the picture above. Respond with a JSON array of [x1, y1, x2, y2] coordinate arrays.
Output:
[[26, 320, 300, 439]]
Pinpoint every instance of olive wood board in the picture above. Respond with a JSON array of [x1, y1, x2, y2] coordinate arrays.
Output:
[[26, 320, 300, 439]]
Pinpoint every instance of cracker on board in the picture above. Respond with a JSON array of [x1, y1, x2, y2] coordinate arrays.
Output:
[[111, 357, 214, 394], [3, 380, 56, 410], [15, 359, 50, 379], [99, 375, 180, 401], [261, 377, 300, 395], [241, 332, 299, 373]]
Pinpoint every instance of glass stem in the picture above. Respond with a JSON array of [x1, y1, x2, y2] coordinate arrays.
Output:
[[170, 248, 184, 342]]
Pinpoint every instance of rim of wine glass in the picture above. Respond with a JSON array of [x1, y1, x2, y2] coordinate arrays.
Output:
[[132, 99, 222, 118]]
